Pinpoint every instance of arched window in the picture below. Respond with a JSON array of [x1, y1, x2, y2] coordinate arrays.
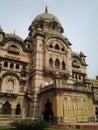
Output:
[[75, 75, 78, 80], [49, 44, 53, 48], [16, 64, 19, 69], [61, 47, 64, 51], [8, 44, 19, 54], [1, 101, 11, 114], [27, 44, 30, 49], [15, 104, 21, 115], [49, 58, 53, 68], [55, 59, 60, 69], [72, 74, 74, 78], [79, 75, 81, 80], [55, 44, 60, 50], [6, 80, 14, 92], [62, 61, 65, 70], [10, 45, 17, 49], [4, 62, 8, 67], [10, 63, 14, 68]]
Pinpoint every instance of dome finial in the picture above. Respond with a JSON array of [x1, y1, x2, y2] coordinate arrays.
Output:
[[45, 6, 48, 13]]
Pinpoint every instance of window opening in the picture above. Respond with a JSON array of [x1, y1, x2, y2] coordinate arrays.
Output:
[[1, 101, 11, 114], [4, 62, 8, 67], [49, 58, 53, 68]]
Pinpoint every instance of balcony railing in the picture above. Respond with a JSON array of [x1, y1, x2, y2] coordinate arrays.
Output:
[[43, 66, 70, 76]]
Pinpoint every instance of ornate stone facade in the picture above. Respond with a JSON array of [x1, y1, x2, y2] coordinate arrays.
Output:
[[0, 8, 97, 125]]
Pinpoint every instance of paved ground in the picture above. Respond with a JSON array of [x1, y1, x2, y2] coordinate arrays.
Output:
[[53, 122, 98, 129]]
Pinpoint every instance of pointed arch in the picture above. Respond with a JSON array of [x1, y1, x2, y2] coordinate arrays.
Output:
[[1, 101, 11, 114], [62, 61, 65, 70], [16, 64, 19, 69], [49, 58, 53, 68], [10, 63, 14, 68], [15, 104, 21, 115], [4, 62, 8, 67], [6, 79, 14, 92], [55, 58, 60, 69], [55, 44, 60, 50], [61, 47, 65, 51], [49, 44, 53, 48]]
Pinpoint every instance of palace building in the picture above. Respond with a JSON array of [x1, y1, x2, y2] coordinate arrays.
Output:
[[0, 8, 98, 125]]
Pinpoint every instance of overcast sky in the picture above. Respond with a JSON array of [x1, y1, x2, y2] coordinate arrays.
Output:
[[0, 0, 98, 79]]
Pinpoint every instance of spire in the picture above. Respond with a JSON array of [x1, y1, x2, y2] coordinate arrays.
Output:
[[45, 6, 48, 13], [13, 29, 16, 35]]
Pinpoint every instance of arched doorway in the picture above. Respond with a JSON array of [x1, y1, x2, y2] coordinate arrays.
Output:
[[15, 104, 21, 115], [43, 99, 53, 122]]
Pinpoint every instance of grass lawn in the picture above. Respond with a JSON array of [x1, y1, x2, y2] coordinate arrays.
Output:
[[0, 128, 90, 130], [0, 128, 9, 130]]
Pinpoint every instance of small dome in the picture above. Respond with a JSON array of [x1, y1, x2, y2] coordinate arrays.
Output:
[[5, 33, 23, 42], [0, 26, 3, 33]]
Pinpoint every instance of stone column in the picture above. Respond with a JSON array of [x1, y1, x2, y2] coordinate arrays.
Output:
[[22, 108, 26, 119], [0, 102, 2, 117], [53, 94, 61, 123], [11, 108, 15, 119]]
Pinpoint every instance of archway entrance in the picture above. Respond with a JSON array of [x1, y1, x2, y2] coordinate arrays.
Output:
[[15, 104, 21, 115], [43, 99, 53, 122]]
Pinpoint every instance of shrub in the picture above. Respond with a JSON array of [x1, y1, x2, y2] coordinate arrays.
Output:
[[10, 119, 51, 130], [10, 120, 33, 130], [32, 119, 51, 130]]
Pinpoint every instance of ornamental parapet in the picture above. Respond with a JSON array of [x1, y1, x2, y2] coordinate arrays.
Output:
[[64, 85, 92, 93], [39, 83, 92, 94]]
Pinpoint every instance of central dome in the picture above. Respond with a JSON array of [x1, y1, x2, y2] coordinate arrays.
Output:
[[29, 7, 64, 36], [32, 7, 61, 26], [33, 12, 61, 25]]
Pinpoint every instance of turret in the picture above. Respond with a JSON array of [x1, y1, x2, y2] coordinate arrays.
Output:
[[0, 26, 5, 42], [79, 51, 87, 65]]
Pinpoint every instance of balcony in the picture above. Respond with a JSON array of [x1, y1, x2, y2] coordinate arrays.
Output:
[[43, 66, 70, 78], [0, 92, 18, 98]]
